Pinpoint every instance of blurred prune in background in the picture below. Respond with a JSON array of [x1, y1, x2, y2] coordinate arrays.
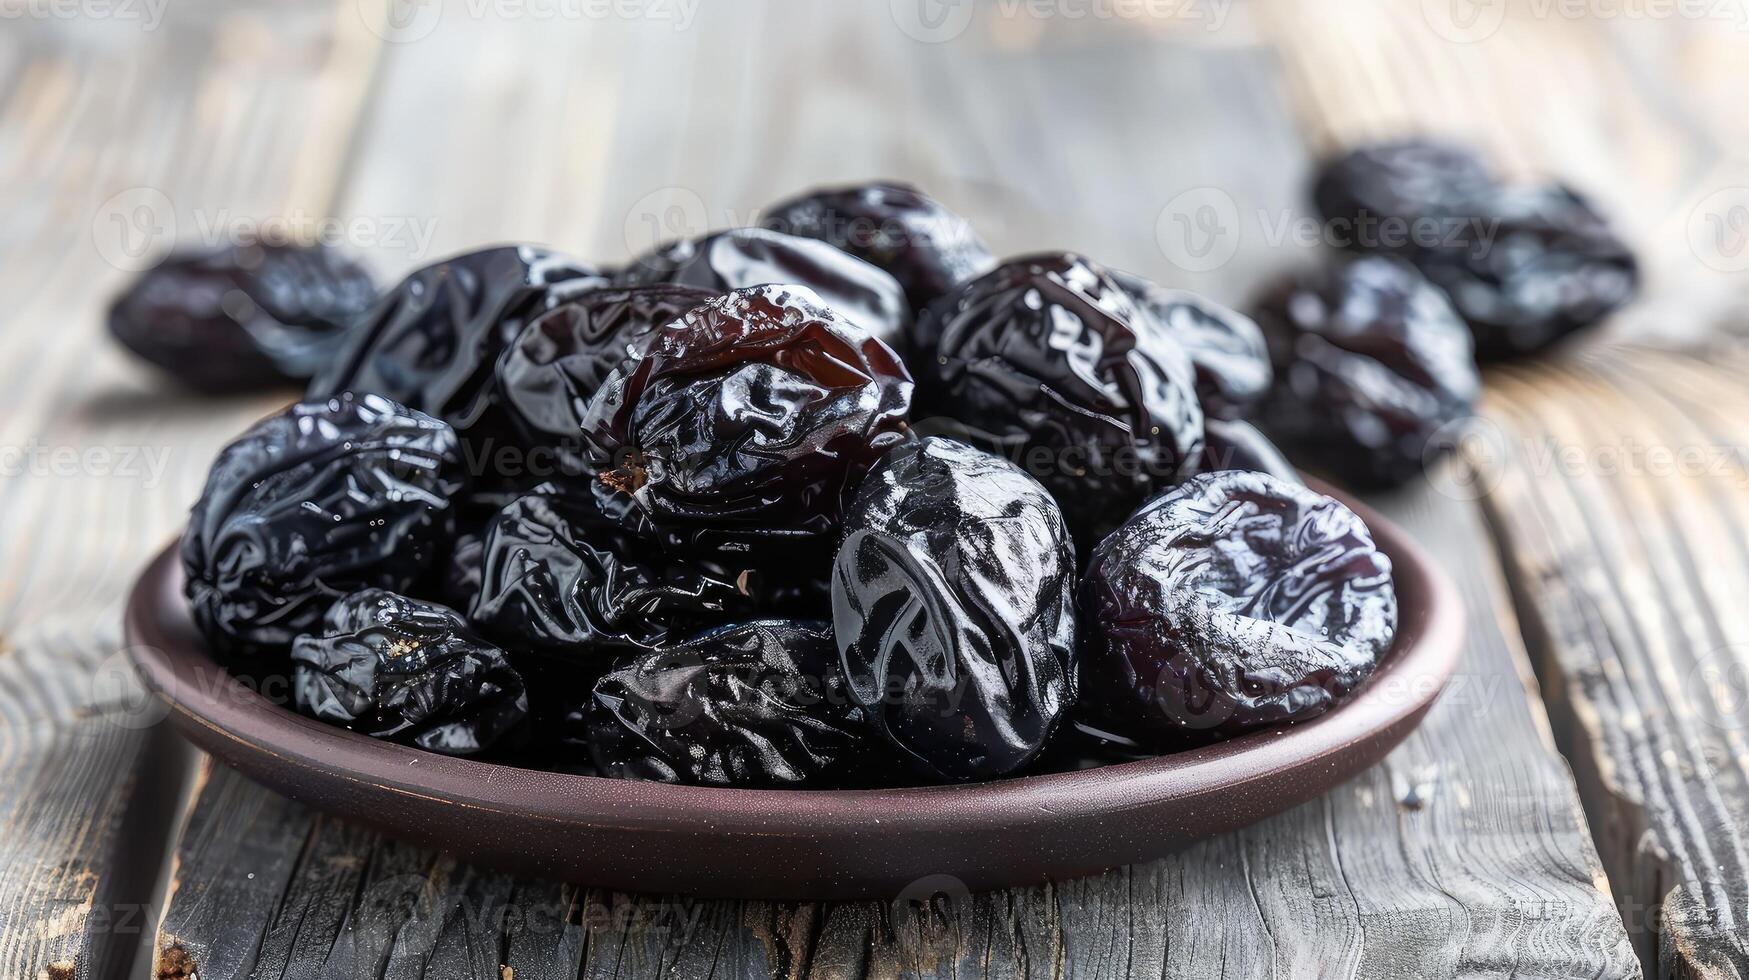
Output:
[[182, 393, 465, 653], [760, 181, 995, 314], [109, 241, 376, 393], [1080, 471, 1397, 745], [833, 437, 1076, 782], [1251, 255, 1478, 488]]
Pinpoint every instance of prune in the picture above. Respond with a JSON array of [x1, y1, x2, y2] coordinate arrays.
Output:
[[832, 437, 1076, 782], [1112, 271, 1271, 420], [1313, 140, 1637, 358], [310, 245, 607, 433], [292, 589, 528, 755], [760, 181, 995, 313], [582, 284, 913, 561], [1080, 470, 1396, 743], [1198, 418, 1300, 485], [109, 241, 376, 393], [616, 228, 911, 355], [470, 488, 756, 654], [183, 393, 465, 653], [496, 284, 718, 471], [913, 252, 1202, 546], [588, 620, 869, 786], [1251, 256, 1478, 488], [433, 531, 485, 611]]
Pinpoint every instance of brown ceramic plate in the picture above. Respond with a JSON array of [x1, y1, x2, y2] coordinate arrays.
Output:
[[124, 490, 1461, 900]]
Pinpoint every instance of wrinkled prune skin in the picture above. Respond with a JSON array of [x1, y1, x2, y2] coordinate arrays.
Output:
[[1252, 256, 1478, 488], [914, 252, 1203, 547], [310, 246, 607, 432], [433, 531, 485, 611], [496, 284, 718, 470], [1112, 271, 1271, 421], [833, 437, 1076, 782], [588, 620, 869, 786], [582, 284, 913, 561], [616, 228, 911, 355], [1198, 418, 1300, 485], [109, 242, 376, 393], [183, 393, 465, 653], [470, 489, 756, 654], [1313, 140, 1637, 358], [291, 589, 528, 755], [1081, 471, 1397, 744], [760, 181, 995, 313]]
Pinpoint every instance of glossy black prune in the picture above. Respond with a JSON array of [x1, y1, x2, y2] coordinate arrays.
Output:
[[496, 284, 718, 471], [914, 252, 1203, 546], [588, 620, 869, 786], [1112, 271, 1271, 421], [109, 242, 376, 393], [832, 437, 1076, 782], [760, 181, 995, 313], [1198, 418, 1300, 485], [1313, 140, 1638, 358], [616, 227, 911, 355], [582, 284, 913, 561], [310, 245, 607, 432], [470, 488, 756, 654], [292, 589, 528, 755], [182, 393, 465, 653], [1252, 256, 1478, 488], [1081, 470, 1397, 743]]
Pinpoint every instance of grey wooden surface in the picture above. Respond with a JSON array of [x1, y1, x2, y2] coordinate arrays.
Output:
[[1, 1, 1746, 977]]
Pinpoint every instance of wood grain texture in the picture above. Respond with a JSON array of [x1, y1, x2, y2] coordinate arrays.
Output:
[[1482, 346, 1749, 978], [0, 4, 382, 979]]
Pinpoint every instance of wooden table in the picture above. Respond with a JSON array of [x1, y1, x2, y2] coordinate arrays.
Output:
[[3, 2, 1746, 977]]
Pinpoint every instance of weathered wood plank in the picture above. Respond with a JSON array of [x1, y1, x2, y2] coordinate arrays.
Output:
[[0, 5, 382, 979], [1482, 346, 1749, 978]]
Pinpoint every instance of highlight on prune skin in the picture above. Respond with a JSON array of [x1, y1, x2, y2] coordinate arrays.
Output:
[[760, 181, 995, 313], [1112, 271, 1271, 420], [469, 488, 756, 654], [587, 620, 869, 786], [832, 437, 1076, 782], [1312, 139, 1637, 358], [1080, 471, 1397, 744], [496, 284, 718, 469], [182, 393, 465, 653], [108, 241, 376, 393], [1251, 255, 1478, 488], [310, 245, 607, 433], [1198, 418, 1300, 485], [913, 252, 1203, 546], [582, 284, 913, 561], [292, 589, 528, 755], [615, 227, 911, 355]]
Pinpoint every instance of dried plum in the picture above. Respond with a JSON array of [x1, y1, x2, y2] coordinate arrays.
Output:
[[470, 488, 756, 654], [760, 181, 995, 313], [1252, 256, 1477, 488], [582, 284, 912, 561], [182, 393, 465, 653], [496, 284, 718, 472], [1081, 470, 1396, 743], [832, 437, 1076, 782], [1198, 418, 1300, 484], [616, 227, 911, 355], [1313, 140, 1637, 358], [587, 620, 869, 786], [1112, 271, 1271, 420], [913, 252, 1202, 546], [109, 241, 376, 393], [310, 245, 607, 434], [292, 589, 527, 755]]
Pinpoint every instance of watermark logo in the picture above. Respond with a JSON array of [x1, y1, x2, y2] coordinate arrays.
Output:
[[1156, 187, 1240, 274], [93, 648, 170, 731], [358, 0, 443, 42], [93, 187, 175, 273], [623, 186, 710, 254], [1421, 0, 1509, 42], [1425, 415, 1508, 501], [1687, 646, 1749, 732], [890, 0, 977, 41], [1688, 186, 1749, 273]]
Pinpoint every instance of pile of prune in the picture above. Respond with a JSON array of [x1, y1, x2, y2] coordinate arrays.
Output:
[[173, 178, 1441, 787]]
